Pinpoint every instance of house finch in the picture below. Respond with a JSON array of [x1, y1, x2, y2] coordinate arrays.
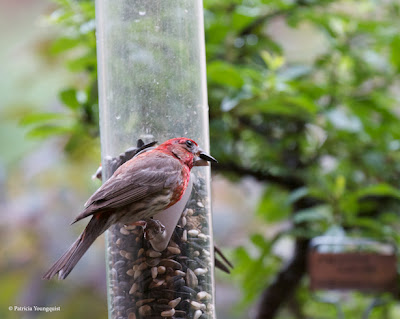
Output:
[[43, 137, 217, 280], [94, 139, 233, 273]]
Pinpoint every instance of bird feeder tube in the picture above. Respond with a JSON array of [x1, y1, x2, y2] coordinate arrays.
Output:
[[95, 1, 216, 319]]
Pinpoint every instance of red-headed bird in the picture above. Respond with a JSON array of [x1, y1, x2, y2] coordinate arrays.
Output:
[[43, 137, 217, 280]]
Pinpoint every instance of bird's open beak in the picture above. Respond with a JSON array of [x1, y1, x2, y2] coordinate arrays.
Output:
[[193, 148, 218, 166]]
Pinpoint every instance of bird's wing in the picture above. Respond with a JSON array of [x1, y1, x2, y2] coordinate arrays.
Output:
[[72, 152, 182, 223]]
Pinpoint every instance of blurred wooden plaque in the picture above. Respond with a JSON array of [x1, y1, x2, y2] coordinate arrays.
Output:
[[308, 251, 397, 293]]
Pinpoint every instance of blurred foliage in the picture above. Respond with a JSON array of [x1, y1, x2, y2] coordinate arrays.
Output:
[[23, 0, 400, 318]]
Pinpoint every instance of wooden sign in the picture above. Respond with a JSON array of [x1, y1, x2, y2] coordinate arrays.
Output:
[[308, 251, 397, 293]]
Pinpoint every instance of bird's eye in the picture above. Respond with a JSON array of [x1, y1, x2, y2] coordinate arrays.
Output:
[[185, 140, 194, 148]]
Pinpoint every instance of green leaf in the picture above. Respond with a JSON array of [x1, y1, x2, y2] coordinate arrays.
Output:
[[250, 233, 270, 250], [288, 187, 308, 204], [356, 184, 400, 201], [207, 61, 244, 88], [261, 51, 285, 71], [238, 95, 317, 117], [351, 217, 384, 234], [50, 37, 81, 54], [282, 96, 318, 114], [257, 186, 290, 222], [232, 11, 255, 31], [293, 205, 333, 224], [59, 89, 80, 110], [233, 246, 252, 266], [333, 175, 346, 198], [67, 53, 97, 71], [20, 113, 66, 126], [390, 35, 400, 72], [27, 125, 73, 139]]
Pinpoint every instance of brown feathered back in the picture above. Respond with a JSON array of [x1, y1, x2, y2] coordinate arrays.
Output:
[[73, 151, 184, 223]]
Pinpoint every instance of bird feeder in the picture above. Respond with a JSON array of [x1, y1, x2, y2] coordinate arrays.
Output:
[[95, 1, 216, 319], [307, 235, 397, 318]]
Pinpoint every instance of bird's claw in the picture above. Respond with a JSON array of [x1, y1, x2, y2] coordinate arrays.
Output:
[[127, 219, 166, 241]]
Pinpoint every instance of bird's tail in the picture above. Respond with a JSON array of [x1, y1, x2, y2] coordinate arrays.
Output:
[[42, 216, 106, 280]]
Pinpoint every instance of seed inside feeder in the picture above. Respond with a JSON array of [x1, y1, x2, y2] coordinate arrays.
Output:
[[107, 175, 214, 319]]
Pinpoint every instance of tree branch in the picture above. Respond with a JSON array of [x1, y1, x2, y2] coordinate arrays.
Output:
[[239, 10, 286, 37], [255, 196, 320, 318], [213, 161, 303, 190], [255, 238, 309, 319]]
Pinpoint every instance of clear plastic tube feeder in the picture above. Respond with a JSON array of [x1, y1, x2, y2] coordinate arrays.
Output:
[[95, 1, 215, 319]]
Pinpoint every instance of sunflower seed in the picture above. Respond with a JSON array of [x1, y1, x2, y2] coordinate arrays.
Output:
[[168, 297, 181, 308], [197, 291, 211, 300], [186, 268, 198, 288], [194, 268, 208, 276], [167, 246, 181, 255], [159, 259, 182, 270], [125, 252, 134, 260], [145, 258, 161, 267], [138, 305, 151, 316], [152, 304, 172, 312], [180, 285, 197, 296], [137, 248, 144, 257], [198, 233, 207, 241], [127, 312, 136, 319], [129, 283, 139, 294], [157, 266, 166, 274], [133, 269, 142, 280], [191, 301, 206, 310], [194, 309, 203, 319], [151, 267, 158, 279], [188, 229, 199, 237], [135, 298, 154, 307], [119, 227, 130, 235], [124, 224, 137, 230], [147, 250, 162, 258], [138, 262, 148, 271], [181, 216, 187, 227], [182, 230, 187, 242], [160, 309, 175, 317], [174, 270, 185, 276]]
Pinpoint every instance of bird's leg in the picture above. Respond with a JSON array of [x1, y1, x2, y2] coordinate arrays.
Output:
[[126, 218, 166, 240]]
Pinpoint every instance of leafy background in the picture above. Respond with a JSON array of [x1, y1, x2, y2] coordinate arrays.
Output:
[[1, 0, 400, 318]]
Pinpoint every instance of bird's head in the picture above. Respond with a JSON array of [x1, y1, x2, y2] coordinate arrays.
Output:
[[159, 137, 217, 169]]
